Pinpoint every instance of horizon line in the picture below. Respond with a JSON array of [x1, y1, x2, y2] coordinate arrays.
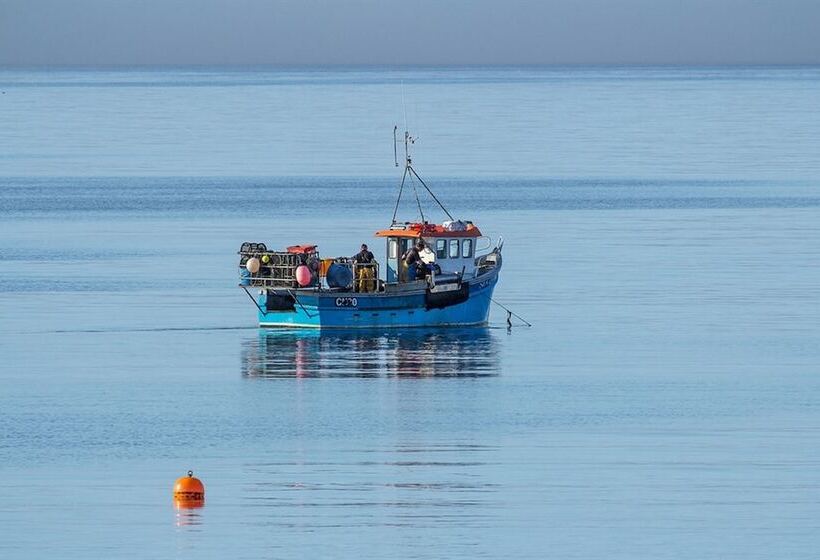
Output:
[[3, 63, 820, 70]]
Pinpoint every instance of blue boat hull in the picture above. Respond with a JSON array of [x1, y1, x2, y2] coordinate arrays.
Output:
[[257, 271, 499, 328]]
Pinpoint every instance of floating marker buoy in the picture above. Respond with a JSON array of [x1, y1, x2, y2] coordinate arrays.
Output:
[[173, 470, 205, 508], [246, 257, 260, 274], [261, 254, 270, 264]]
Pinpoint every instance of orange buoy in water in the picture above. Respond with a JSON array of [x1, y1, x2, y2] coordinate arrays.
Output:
[[173, 470, 205, 508]]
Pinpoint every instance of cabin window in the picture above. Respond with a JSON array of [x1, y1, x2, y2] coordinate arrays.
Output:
[[462, 239, 473, 258], [436, 239, 447, 259], [388, 238, 398, 259], [449, 239, 460, 258], [401, 238, 412, 256]]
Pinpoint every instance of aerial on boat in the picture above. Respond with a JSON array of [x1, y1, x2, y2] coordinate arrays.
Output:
[[237, 129, 503, 328]]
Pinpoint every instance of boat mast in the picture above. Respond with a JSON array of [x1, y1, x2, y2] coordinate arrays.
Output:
[[390, 127, 455, 225]]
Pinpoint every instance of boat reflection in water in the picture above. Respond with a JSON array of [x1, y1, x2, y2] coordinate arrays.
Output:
[[241, 328, 500, 378]]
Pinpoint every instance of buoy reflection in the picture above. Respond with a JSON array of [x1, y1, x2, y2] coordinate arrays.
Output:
[[241, 328, 500, 378], [174, 506, 203, 527]]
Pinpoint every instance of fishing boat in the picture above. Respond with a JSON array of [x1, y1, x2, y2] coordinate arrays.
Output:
[[237, 129, 503, 328]]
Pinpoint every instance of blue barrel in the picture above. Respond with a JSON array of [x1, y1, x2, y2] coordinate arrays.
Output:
[[326, 263, 353, 289], [239, 267, 251, 286]]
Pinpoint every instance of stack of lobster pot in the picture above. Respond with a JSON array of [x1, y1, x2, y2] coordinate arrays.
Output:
[[238, 242, 303, 287]]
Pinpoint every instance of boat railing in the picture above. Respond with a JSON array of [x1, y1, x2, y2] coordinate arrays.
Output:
[[351, 262, 380, 293], [240, 263, 382, 292], [475, 250, 500, 276], [239, 274, 301, 289], [238, 246, 319, 289], [318, 257, 380, 293]]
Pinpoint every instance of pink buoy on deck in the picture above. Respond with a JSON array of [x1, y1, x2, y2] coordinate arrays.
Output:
[[295, 264, 312, 286]]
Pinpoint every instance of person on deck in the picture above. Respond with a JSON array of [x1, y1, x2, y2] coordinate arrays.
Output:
[[403, 241, 426, 281], [419, 242, 436, 272], [354, 244, 374, 264], [353, 243, 376, 292]]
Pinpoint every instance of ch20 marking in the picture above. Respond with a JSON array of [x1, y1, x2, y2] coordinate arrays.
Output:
[[335, 297, 358, 308]]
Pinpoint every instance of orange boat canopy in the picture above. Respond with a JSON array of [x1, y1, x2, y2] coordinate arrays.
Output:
[[375, 222, 482, 239]]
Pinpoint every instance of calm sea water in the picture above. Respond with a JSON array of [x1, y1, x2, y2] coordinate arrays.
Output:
[[1, 67, 819, 559]]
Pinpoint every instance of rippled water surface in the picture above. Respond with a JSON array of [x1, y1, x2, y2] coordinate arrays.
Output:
[[1, 67, 820, 559]]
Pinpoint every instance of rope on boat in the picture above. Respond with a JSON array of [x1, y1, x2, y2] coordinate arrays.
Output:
[[408, 170, 426, 224], [241, 285, 266, 315], [408, 165, 455, 222], [241, 285, 316, 319], [391, 164, 409, 224], [286, 289, 317, 318], [489, 297, 532, 328]]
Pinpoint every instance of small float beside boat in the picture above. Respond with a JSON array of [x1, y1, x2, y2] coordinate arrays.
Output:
[[236, 130, 503, 329]]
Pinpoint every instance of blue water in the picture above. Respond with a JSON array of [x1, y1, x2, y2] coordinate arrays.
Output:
[[1, 67, 820, 559]]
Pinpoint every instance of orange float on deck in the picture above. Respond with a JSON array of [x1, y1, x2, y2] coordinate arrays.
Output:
[[319, 258, 334, 277], [286, 244, 318, 254], [173, 470, 205, 508]]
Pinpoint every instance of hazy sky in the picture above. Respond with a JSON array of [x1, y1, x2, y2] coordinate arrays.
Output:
[[1, 0, 818, 65]]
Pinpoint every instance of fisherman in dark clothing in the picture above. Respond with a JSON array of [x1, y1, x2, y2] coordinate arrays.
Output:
[[354, 243, 374, 264], [354, 243, 376, 292]]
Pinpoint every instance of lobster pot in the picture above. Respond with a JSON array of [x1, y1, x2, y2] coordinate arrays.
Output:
[[237, 243, 320, 288], [240, 242, 267, 253]]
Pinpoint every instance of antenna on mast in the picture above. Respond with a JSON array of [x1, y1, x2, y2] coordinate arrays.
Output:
[[404, 130, 415, 166], [393, 126, 399, 167], [401, 81, 408, 132]]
